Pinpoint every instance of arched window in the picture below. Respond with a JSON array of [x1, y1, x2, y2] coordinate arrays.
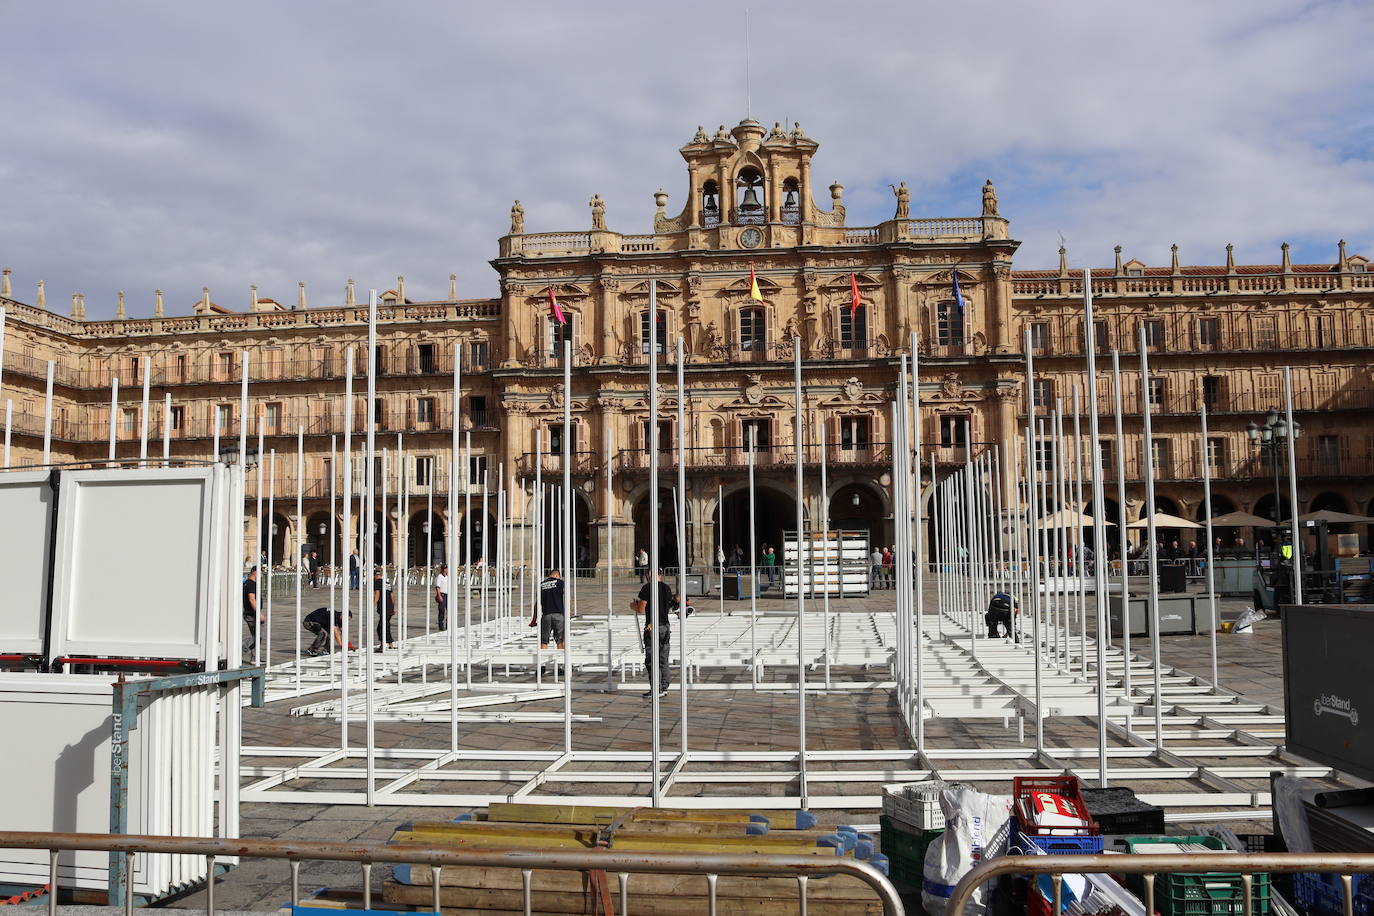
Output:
[[840, 304, 868, 351], [702, 180, 721, 228], [641, 309, 667, 355], [739, 307, 766, 352], [735, 168, 765, 224]]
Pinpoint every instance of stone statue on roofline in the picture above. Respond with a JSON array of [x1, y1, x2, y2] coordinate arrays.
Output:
[[982, 179, 999, 216], [589, 194, 606, 230], [509, 200, 525, 235], [890, 182, 910, 219]]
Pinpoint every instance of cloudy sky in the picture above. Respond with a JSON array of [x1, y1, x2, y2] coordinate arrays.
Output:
[[2, 1, 1372, 319]]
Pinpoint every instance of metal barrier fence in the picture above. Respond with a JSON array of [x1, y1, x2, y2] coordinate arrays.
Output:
[[948, 852, 1374, 916], [0, 830, 904, 916]]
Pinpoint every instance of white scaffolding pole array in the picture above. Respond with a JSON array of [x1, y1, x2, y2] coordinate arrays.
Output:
[[911, 330, 925, 749], [1138, 325, 1165, 750], [647, 278, 662, 806], [1112, 350, 1132, 728], [1283, 366, 1303, 605], [364, 289, 378, 805], [341, 347, 354, 750], [792, 336, 808, 808], [1200, 402, 1220, 690], [1081, 266, 1112, 787], [562, 337, 573, 753], [675, 337, 689, 751]]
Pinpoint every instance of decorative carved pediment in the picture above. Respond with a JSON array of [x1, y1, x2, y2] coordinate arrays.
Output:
[[744, 373, 765, 404], [923, 269, 979, 285]]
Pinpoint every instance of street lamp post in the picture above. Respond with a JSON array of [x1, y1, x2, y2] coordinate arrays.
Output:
[[1246, 408, 1302, 526]]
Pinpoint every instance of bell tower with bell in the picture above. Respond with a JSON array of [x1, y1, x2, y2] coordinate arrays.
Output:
[[659, 118, 836, 250]]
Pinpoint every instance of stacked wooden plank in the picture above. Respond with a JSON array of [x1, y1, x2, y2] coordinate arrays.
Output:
[[383, 802, 885, 915]]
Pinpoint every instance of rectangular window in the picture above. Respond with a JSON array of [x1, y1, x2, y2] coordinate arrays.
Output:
[[1198, 318, 1219, 349], [416, 397, 435, 423], [548, 424, 565, 455], [1255, 316, 1278, 349], [1143, 319, 1165, 349], [1206, 437, 1226, 472], [1028, 322, 1048, 353], [1147, 377, 1166, 411], [373, 398, 385, 429], [1032, 378, 1053, 410], [1034, 440, 1056, 472], [1256, 374, 1281, 408], [840, 305, 868, 350], [127, 357, 142, 384], [469, 454, 488, 485], [218, 352, 234, 380], [373, 345, 387, 375], [1317, 435, 1341, 473], [1098, 437, 1114, 472], [265, 402, 283, 434], [939, 415, 969, 448], [642, 419, 673, 451], [641, 310, 667, 354], [469, 340, 489, 369], [415, 456, 433, 486], [1151, 438, 1172, 476], [175, 354, 188, 383], [1314, 314, 1334, 349], [739, 308, 766, 351], [216, 404, 232, 432], [937, 301, 965, 346], [548, 316, 573, 356], [169, 405, 185, 431], [418, 343, 437, 374], [1202, 376, 1223, 411], [121, 408, 138, 435], [742, 418, 771, 452], [1094, 321, 1109, 351], [839, 416, 871, 451], [469, 395, 488, 427]]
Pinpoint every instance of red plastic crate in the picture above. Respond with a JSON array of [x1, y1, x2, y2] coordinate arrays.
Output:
[[1013, 774, 1101, 838]]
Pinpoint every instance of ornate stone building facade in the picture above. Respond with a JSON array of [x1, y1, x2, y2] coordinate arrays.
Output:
[[2, 117, 1372, 567]]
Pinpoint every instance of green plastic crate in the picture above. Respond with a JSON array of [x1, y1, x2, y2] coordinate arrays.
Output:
[[1123, 835, 1271, 916], [879, 815, 942, 886]]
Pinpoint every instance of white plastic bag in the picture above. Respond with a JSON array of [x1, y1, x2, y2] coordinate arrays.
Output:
[[1233, 606, 1263, 634], [921, 785, 1013, 916]]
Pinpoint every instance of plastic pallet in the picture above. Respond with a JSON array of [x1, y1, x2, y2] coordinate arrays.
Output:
[[1123, 836, 1271, 916], [878, 816, 942, 887]]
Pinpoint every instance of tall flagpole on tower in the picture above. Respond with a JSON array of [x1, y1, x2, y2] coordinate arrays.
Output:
[[744, 8, 751, 119]]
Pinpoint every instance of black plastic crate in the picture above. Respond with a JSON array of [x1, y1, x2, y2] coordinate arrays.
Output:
[[1081, 786, 1165, 836]]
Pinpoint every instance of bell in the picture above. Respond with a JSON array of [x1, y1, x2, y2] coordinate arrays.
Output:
[[740, 186, 762, 211], [704, 191, 718, 211], [784, 188, 797, 208]]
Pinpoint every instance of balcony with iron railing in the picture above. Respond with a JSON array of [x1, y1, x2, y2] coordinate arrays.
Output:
[[1023, 380, 1374, 419], [1017, 326, 1374, 359]]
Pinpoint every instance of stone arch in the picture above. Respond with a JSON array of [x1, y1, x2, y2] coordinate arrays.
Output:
[[408, 507, 446, 567], [1310, 491, 1349, 514]]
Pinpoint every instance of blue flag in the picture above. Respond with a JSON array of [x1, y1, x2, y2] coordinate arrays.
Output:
[[951, 270, 964, 312]]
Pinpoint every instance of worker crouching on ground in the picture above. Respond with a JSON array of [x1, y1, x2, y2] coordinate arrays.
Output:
[[986, 591, 1020, 640], [531, 568, 568, 650], [302, 606, 355, 655], [633, 570, 692, 698]]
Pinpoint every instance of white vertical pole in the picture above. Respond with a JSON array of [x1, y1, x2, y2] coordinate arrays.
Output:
[[42, 360, 54, 464], [3, 400, 11, 468], [341, 348, 354, 751], [448, 340, 462, 749], [163, 393, 173, 465], [647, 278, 662, 806], [138, 357, 150, 461], [1139, 326, 1164, 750], [0, 307, 5, 411], [1072, 388, 1087, 674], [108, 378, 119, 466], [675, 337, 688, 753], [364, 289, 378, 805], [562, 337, 573, 753], [426, 472, 434, 636], [329, 434, 338, 663], [748, 430, 757, 685], [1283, 366, 1303, 605], [1200, 402, 1220, 690], [820, 428, 832, 689], [792, 336, 807, 807], [605, 421, 614, 692], [295, 425, 304, 695], [267, 449, 276, 669], [1112, 350, 1131, 729], [911, 330, 925, 749], [255, 414, 265, 667], [1082, 268, 1111, 785], [1024, 328, 1045, 751]]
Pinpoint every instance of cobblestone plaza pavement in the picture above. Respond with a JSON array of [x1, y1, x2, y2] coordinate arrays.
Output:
[[177, 577, 1289, 910]]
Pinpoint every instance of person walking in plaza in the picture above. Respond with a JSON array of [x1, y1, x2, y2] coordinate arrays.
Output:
[[434, 563, 450, 631], [635, 546, 649, 583], [883, 546, 895, 588], [871, 546, 884, 590], [763, 544, 778, 587], [372, 568, 396, 650], [242, 566, 263, 653], [301, 606, 353, 655], [308, 550, 320, 588], [716, 544, 726, 573], [530, 567, 568, 650], [634, 569, 679, 697], [348, 549, 360, 589]]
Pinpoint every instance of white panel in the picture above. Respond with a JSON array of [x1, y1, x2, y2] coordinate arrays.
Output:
[[0, 472, 55, 655], [50, 468, 215, 663]]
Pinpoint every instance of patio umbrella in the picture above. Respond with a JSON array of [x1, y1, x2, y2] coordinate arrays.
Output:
[[1204, 510, 1275, 528], [1284, 509, 1374, 525], [1126, 511, 1202, 530], [1036, 508, 1116, 529]]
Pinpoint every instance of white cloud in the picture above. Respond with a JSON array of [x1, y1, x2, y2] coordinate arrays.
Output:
[[0, 0, 1371, 317]]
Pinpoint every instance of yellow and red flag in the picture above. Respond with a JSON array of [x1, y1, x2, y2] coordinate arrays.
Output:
[[850, 273, 861, 317], [748, 263, 763, 301]]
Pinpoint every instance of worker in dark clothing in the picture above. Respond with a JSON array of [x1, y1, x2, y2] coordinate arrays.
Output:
[[634, 570, 681, 698], [242, 566, 263, 653], [372, 569, 396, 650], [985, 591, 1019, 640], [530, 568, 568, 649], [302, 606, 353, 655]]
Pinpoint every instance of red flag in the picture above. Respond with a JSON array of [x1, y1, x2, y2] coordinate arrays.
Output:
[[849, 273, 861, 317], [748, 263, 763, 301], [548, 285, 567, 325]]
